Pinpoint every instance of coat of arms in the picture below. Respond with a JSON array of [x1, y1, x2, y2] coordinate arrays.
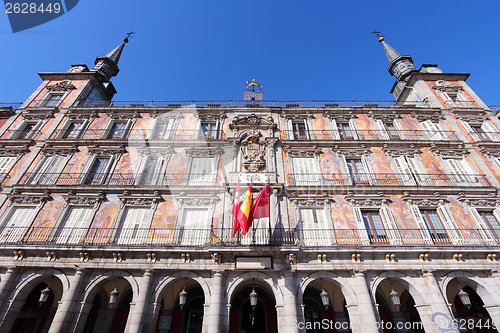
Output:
[[241, 131, 266, 172]]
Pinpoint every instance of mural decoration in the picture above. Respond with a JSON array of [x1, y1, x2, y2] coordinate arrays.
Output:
[[91, 194, 119, 229], [32, 195, 64, 229]]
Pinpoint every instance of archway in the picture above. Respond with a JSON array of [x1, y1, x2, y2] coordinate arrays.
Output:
[[446, 278, 498, 333], [80, 277, 132, 333], [229, 280, 278, 333], [302, 279, 350, 333], [375, 278, 424, 333], [9, 276, 63, 333], [155, 278, 205, 333]]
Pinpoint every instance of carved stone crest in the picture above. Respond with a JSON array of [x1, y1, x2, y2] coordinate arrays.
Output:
[[46, 80, 76, 92], [241, 131, 266, 172]]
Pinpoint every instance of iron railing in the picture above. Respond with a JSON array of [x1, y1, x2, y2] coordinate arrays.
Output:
[[0, 103, 22, 108], [17, 173, 221, 186], [281, 129, 459, 141], [0, 227, 497, 247], [288, 173, 491, 187], [75, 100, 430, 108], [48, 129, 224, 141], [465, 132, 500, 142], [0, 129, 42, 140], [444, 100, 481, 109]]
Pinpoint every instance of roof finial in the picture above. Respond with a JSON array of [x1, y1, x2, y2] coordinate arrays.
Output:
[[371, 30, 385, 42], [123, 31, 135, 44]]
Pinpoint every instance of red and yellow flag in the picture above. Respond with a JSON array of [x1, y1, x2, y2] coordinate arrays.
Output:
[[231, 180, 242, 237], [237, 184, 252, 235]]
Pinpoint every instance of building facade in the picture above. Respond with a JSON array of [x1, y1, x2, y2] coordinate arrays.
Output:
[[0, 37, 500, 333]]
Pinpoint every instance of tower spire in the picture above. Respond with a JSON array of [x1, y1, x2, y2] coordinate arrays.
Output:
[[375, 34, 416, 81], [92, 32, 134, 82]]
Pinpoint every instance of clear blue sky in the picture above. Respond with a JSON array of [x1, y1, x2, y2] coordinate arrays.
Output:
[[1, 0, 499, 104]]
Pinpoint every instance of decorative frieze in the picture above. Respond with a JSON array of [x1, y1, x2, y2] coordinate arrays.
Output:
[[480, 149, 500, 158], [198, 112, 226, 122], [333, 148, 372, 156], [46, 80, 76, 92], [430, 147, 467, 157], [63, 193, 106, 206], [8, 192, 51, 205], [289, 195, 333, 206], [284, 148, 322, 157], [230, 114, 276, 130], [324, 111, 356, 122], [107, 110, 141, 120], [411, 111, 443, 123], [455, 115, 488, 125], [185, 147, 223, 157], [457, 195, 500, 208], [432, 85, 464, 93], [41, 146, 79, 156], [0, 147, 30, 157], [402, 194, 448, 207], [119, 193, 163, 207], [88, 146, 127, 155], [383, 147, 421, 157], [345, 195, 391, 207], [177, 196, 220, 206], [21, 110, 55, 120], [137, 147, 175, 156], [368, 112, 401, 123]]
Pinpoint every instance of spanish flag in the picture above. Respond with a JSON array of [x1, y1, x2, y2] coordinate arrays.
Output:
[[238, 184, 252, 235], [246, 183, 270, 233], [231, 180, 242, 237]]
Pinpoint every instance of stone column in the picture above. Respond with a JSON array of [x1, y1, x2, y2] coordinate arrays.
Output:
[[205, 271, 224, 333], [124, 270, 153, 333], [48, 269, 86, 333], [0, 267, 18, 313], [279, 273, 299, 333], [348, 272, 380, 333], [483, 305, 500, 329], [270, 189, 277, 229]]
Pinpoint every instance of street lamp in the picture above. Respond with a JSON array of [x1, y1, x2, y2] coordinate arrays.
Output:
[[456, 280, 471, 308], [179, 278, 188, 309], [389, 279, 401, 310], [109, 279, 120, 308], [249, 288, 258, 309], [320, 279, 330, 309], [38, 286, 51, 305]]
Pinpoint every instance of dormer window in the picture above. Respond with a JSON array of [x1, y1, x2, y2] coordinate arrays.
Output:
[[42, 93, 64, 107]]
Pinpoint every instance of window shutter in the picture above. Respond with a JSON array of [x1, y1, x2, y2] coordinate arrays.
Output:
[[353, 207, 370, 245], [442, 158, 474, 186], [1, 207, 36, 243], [338, 155, 353, 186], [180, 208, 210, 245], [436, 205, 463, 244], [299, 208, 330, 246], [146, 118, 158, 140], [380, 207, 402, 245], [461, 121, 481, 142], [481, 122, 500, 142], [468, 208, 495, 243], [348, 119, 359, 140], [304, 119, 313, 140], [328, 119, 341, 140], [189, 157, 216, 185], [392, 119, 407, 140], [360, 155, 373, 185], [420, 120, 445, 141], [409, 205, 433, 244], [373, 119, 390, 140], [293, 157, 320, 185], [393, 156, 416, 186], [407, 156, 429, 186], [118, 207, 151, 244], [0, 157, 17, 176], [56, 206, 93, 244]]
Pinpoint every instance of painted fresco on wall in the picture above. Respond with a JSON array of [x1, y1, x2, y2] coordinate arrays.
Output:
[[425, 81, 478, 109], [450, 114, 474, 143], [1, 115, 22, 138], [115, 148, 137, 175], [279, 118, 286, 140], [371, 148, 393, 176], [355, 114, 378, 140], [150, 195, 178, 243], [28, 80, 83, 108], [32, 195, 64, 229], [134, 113, 151, 131], [331, 196, 361, 244], [476, 148, 500, 183], [446, 197, 484, 241], [91, 194, 119, 229], [420, 148, 446, 175], [399, 114, 421, 133], [312, 114, 331, 140], [4, 148, 33, 185], [175, 110, 196, 140], [87, 114, 109, 133], [166, 148, 187, 177], [387, 196, 424, 244], [62, 147, 88, 175]]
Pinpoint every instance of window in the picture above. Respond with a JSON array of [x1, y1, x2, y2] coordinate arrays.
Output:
[[61, 121, 87, 139], [54, 206, 94, 244], [135, 156, 168, 186], [0, 206, 36, 243], [14, 121, 44, 140], [346, 159, 369, 185], [361, 211, 388, 243], [299, 208, 333, 246], [419, 209, 449, 242], [477, 211, 500, 238], [372, 119, 400, 140], [292, 157, 322, 186], [84, 157, 112, 185], [27, 154, 69, 185], [441, 157, 477, 186], [337, 123, 354, 139], [176, 208, 211, 246], [292, 122, 307, 140], [200, 122, 219, 140], [116, 207, 151, 245], [479, 122, 500, 142], [106, 121, 130, 139], [392, 156, 417, 186], [153, 120, 175, 140], [43, 94, 64, 107], [187, 157, 217, 185]]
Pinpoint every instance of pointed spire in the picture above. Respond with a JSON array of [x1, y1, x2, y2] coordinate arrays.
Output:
[[377, 36, 416, 80], [92, 34, 133, 82]]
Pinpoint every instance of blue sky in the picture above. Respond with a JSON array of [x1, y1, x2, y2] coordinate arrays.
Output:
[[1, 1, 499, 105]]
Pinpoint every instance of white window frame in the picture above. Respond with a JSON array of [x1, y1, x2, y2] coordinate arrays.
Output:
[[11, 119, 46, 140], [194, 116, 222, 140], [338, 154, 373, 186], [40, 92, 66, 107], [133, 153, 170, 186], [480, 122, 500, 142], [56, 118, 91, 140], [186, 156, 218, 186], [440, 156, 478, 187], [53, 205, 96, 244], [466, 207, 500, 245], [115, 205, 154, 245], [291, 156, 322, 186], [284, 117, 313, 140], [0, 203, 42, 244], [353, 206, 401, 245], [0, 156, 19, 181], [297, 206, 334, 246], [147, 117, 179, 140], [27, 153, 71, 185], [175, 206, 212, 246], [101, 118, 135, 140], [391, 155, 417, 186], [80, 154, 119, 185]]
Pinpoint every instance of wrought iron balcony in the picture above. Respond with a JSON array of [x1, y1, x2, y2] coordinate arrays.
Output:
[[0, 226, 496, 247], [17, 173, 221, 187], [288, 173, 491, 187], [0, 129, 42, 140], [48, 129, 223, 141], [75, 100, 430, 108], [444, 100, 481, 109], [282, 129, 459, 141], [466, 132, 500, 142]]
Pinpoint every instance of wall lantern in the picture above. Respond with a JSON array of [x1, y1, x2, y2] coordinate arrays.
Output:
[[456, 280, 471, 308], [179, 278, 188, 309], [320, 279, 330, 309], [38, 286, 51, 305], [389, 279, 401, 309]]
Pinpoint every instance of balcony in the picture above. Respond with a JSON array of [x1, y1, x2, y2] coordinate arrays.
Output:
[[48, 129, 223, 141], [288, 173, 491, 188], [282, 130, 459, 141], [445, 100, 481, 109], [0, 129, 42, 140], [17, 173, 221, 187], [0, 226, 496, 247]]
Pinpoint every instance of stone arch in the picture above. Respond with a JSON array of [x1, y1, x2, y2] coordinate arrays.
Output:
[[154, 270, 211, 306], [298, 271, 357, 307], [441, 271, 500, 307], [80, 270, 139, 304], [371, 271, 428, 307], [226, 272, 283, 307]]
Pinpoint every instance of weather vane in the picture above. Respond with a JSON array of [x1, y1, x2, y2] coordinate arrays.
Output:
[[123, 31, 135, 43], [372, 30, 385, 42]]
